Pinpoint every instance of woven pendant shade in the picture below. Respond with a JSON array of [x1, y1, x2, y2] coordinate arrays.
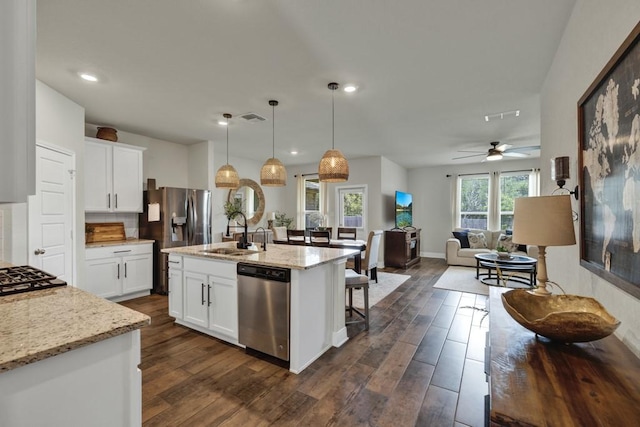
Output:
[[318, 149, 349, 182], [215, 113, 240, 188], [319, 82, 349, 182], [215, 164, 239, 188], [260, 100, 287, 187], [260, 157, 286, 186]]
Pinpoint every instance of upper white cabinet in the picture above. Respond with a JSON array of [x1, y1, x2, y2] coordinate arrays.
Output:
[[0, 0, 35, 202], [84, 137, 145, 212]]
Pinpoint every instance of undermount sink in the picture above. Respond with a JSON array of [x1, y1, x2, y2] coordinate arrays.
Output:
[[200, 248, 259, 256]]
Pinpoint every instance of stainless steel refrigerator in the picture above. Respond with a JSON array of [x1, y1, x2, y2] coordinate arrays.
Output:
[[139, 187, 212, 294]]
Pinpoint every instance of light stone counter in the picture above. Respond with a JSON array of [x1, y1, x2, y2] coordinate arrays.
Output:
[[0, 286, 150, 373], [162, 242, 360, 270]]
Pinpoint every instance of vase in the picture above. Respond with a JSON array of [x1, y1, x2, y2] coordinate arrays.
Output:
[[96, 127, 118, 142]]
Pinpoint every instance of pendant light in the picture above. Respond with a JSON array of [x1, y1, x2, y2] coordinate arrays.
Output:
[[215, 113, 240, 188], [260, 100, 287, 186], [318, 82, 349, 182]]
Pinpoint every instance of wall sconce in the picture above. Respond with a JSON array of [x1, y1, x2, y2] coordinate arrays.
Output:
[[551, 156, 579, 200]]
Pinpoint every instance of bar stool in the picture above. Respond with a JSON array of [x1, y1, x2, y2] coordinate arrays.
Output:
[[345, 268, 369, 330]]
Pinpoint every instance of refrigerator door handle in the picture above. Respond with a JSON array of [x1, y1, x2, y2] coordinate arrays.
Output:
[[187, 192, 195, 244]]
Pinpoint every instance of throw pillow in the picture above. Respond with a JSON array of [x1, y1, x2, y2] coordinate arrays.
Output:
[[504, 230, 527, 251], [452, 230, 470, 248], [497, 234, 519, 253], [467, 232, 488, 249]]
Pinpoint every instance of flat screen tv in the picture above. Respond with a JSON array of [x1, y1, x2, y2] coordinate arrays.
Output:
[[395, 191, 413, 228]]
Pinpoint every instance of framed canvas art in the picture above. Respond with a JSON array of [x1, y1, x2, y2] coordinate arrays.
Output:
[[578, 21, 640, 299]]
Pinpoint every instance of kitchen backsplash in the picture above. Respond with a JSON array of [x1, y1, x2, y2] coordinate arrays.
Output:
[[85, 213, 139, 238]]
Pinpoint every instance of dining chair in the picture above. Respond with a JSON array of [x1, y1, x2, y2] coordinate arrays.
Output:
[[337, 227, 357, 240], [345, 268, 369, 330], [309, 230, 330, 247], [361, 230, 383, 282], [286, 229, 306, 245]]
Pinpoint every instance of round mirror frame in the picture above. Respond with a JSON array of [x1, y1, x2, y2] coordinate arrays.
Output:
[[227, 178, 265, 226]]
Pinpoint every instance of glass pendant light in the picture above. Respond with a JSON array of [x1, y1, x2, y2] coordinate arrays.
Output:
[[260, 100, 287, 186], [318, 82, 349, 182], [215, 113, 240, 188]]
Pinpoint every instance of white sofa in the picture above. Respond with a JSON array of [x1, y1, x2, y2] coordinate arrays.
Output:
[[446, 228, 538, 267]]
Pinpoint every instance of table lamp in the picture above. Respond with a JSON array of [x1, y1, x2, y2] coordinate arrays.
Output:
[[512, 195, 576, 295]]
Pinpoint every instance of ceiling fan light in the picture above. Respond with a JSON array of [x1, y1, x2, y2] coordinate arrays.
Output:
[[486, 151, 503, 161], [318, 149, 349, 182], [260, 157, 287, 186]]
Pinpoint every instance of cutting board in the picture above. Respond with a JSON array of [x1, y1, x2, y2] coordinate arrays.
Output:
[[85, 222, 126, 243]]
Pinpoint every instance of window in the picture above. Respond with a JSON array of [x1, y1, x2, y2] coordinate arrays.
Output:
[[459, 175, 490, 229], [303, 177, 323, 229], [456, 170, 539, 230], [337, 186, 366, 229]]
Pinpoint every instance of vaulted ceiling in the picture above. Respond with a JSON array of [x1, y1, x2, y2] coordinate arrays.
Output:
[[36, 0, 576, 168]]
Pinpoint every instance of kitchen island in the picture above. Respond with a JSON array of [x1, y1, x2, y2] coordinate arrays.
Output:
[[162, 242, 360, 373], [0, 285, 150, 426]]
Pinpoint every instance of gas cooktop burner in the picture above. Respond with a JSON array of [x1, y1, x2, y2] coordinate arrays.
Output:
[[0, 266, 67, 296]]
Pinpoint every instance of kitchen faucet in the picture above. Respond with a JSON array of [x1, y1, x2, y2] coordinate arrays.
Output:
[[229, 211, 250, 249], [254, 227, 267, 251]]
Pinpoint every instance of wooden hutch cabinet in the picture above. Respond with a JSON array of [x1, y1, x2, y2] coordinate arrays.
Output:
[[384, 229, 420, 268]]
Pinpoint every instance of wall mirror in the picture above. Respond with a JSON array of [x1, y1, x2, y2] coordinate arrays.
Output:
[[227, 178, 265, 226]]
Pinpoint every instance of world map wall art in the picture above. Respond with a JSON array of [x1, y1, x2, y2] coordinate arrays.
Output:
[[578, 20, 640, 299]]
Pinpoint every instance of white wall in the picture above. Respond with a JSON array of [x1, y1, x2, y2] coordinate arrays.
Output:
[[541, 0, 640, 356], [188, 141, 214, 190], [409, 158, 540, 258]]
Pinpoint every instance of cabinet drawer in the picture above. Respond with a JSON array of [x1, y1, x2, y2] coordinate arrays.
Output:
[[183, 256, 236, 279], [168, 255, 183, 269], [86, 243, 152, 260]]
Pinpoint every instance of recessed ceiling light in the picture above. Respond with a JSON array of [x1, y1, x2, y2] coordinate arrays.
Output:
[[343, 84, 358, 93], [218, 119, 228, 126], [290, 150, 298, 155], [79, 73, 98, 82]]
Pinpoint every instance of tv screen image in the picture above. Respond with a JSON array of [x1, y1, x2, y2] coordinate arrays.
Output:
[[395, 191, 413, 228]]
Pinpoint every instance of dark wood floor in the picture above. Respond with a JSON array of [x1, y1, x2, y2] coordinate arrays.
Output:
[[121, 258, 489, 426]]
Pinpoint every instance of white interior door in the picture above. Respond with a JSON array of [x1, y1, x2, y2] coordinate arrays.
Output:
[[28, 143, 75, 283]]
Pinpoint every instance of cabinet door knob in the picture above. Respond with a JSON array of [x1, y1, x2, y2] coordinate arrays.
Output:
[[34, 248, 46, 255]]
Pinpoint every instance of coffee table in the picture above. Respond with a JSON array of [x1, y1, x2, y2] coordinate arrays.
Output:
[[475, 253, 537, 287]]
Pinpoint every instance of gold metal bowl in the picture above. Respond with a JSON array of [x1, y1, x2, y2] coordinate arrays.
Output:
[[501, 289, 620, 343]]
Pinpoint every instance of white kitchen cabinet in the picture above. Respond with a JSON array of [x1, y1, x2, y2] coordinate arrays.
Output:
[[84, 137, 145, 212], [171, 256, 239, 343], [0, 0, 35, 202], [167, 255, 183, 319], [85, 243, 153, 301]]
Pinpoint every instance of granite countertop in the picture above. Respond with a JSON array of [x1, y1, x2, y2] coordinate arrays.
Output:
[[162, 242, 360, 270], [85, 238, 155, 249], [0, 286, 150, 373]]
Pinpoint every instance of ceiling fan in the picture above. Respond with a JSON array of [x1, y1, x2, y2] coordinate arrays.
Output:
[[452, 141, 540, 161]]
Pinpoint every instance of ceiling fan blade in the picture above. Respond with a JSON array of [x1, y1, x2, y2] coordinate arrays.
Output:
[[496, 143, 512, 152], [456, 150, 487, 154], [452, 153, 485, 160], [505, 145, 540, 153], [503, 151, 530, 158]]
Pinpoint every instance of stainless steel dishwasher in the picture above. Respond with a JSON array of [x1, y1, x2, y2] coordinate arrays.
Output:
[[237, 263, 291, 361]]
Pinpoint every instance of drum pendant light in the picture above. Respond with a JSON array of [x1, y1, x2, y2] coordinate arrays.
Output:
[[260, 100, 287, 186], [318, 82, 349, 182], [215, 113, 240, 188]]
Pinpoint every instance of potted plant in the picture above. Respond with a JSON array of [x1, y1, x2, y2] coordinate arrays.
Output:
[[496, 244, 511, 259], [274, 211, 294, 229]]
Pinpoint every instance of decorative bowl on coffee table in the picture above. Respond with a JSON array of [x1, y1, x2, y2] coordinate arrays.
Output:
[[501, 289, 620, 343]]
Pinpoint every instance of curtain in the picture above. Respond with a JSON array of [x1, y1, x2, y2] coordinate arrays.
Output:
[[296, 175, 305, 229], [488, 171, 501, 230], [450, 174, 459, 229], [529, 168, 541, 196]]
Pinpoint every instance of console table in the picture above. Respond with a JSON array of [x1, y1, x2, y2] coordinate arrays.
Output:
[[487, 287, 640, 425], [384, 228, 420, 268]]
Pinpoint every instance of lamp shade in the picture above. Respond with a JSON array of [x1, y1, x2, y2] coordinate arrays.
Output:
[[512, 195, 576, 246], [318, 149, 349, 182], [260, 157, 287, 186], [551, 156, 571, 181], [215, 164, 239, 188]]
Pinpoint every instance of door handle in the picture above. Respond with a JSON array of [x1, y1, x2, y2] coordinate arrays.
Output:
[[201, 283, 205, 305], [124, 262, 127, 278], [115, 193, 118, 208], [117, 264, 120, 279], [34, 248, 46, 255], [108, 193, 111, 208], [207, 284, 212, 307]]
